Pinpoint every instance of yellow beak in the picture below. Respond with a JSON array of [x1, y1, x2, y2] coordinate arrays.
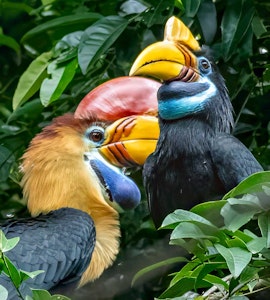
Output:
[[129, 16, 200, 82], [99, 115, 159, 167]]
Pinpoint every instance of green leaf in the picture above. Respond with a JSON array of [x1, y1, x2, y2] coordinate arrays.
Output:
[[20, 269, 44, 282], [182, 0, 201, 18], [0, 146, 14, 182], [258, 212, 270, 247], [3, 255, 21, 288], [159, 277, 196, 298], [196, 0, 217, 44], [144, 0, 174, 27], [221, 0, 255, 61], [132, 257, 187, 286], [7, 99, 43, 123], [221, 194, 262, 231], [40, 58, 78, 106], [223, 171, 270, 200], [214, 244, 252, 278], [252, 14, 267, 38], [0, 285, 8, 300], [21, 13, 102, 45], [0, 34, 20, 54], [161, 209, 216, 230], [78, 16, 128, 74], [12, 52, 53, 110], [171, 221, 218, 241], [246, 237, 266, 254], [0, 230, 19, 253], [191, 200, 226, 227]]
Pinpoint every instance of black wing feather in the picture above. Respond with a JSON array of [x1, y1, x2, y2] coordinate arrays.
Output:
[[211, 133, 263, 190], [0, 208, 95, 299]]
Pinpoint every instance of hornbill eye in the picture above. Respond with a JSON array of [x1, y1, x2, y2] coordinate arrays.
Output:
[[86, 126, 105, 144], [198, 57, 212, 75]]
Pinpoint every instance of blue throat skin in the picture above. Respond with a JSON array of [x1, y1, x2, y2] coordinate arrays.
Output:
[[158, 78, 217, 120], [89, 158, 141, 210]]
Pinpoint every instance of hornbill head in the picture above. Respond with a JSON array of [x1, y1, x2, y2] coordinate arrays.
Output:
[[75, 76, 160, 167], [129, 16, 233, 131], [21, 76, 160, 285]]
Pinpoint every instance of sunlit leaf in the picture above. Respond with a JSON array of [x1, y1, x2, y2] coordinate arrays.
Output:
[[191, 200, 226, 227], [40, 58, 78, 106], [215, 244, 252, 278], [0, 285, 8, 300], [20, 269, 44, 282], [12, 52, 52, 110], [78, 16, 128, 74], [221, 194, 261, 231], [0, 230, 19, 253], [246, 237, 266, 254], [223, 171, 270, 199], [171, 222, 218, 241], [161, 209, 215, 230]]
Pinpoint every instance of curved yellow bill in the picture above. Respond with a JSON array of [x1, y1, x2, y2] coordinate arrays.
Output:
[[99, 115, 159, 168], [129, 16, 201, 82]]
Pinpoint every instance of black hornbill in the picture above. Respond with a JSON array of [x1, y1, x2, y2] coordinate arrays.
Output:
[[129, 16, 263, 228], [0, 77, 160, 299]]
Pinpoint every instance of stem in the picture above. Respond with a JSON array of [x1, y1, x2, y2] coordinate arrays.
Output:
[[202, 274, 232, 298]]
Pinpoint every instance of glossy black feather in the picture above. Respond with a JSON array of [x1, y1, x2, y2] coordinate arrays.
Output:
[[0, 208, 95, 299], [144, 51, 263, 227]]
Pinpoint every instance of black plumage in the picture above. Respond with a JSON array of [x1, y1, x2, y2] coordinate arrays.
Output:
[[143, 52, 263, 227], [0, 208, 95, 299]]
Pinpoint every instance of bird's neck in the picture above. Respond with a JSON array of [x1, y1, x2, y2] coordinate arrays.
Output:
[[21, 131, 120, 285]]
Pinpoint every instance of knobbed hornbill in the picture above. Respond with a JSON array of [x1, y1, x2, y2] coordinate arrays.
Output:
[[0, 77, 160, 299], [129, 16, 263, 228]]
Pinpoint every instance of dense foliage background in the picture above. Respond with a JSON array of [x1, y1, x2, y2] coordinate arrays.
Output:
[[1, 0, 270, 299]]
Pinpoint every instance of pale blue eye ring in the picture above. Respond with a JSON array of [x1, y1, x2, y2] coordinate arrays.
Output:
[[85, 126, 105, 145]]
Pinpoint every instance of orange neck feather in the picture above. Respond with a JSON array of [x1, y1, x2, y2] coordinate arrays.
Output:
[[21, 115, 120, 285]]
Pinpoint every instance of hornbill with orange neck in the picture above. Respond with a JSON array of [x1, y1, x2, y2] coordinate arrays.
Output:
[[0, 77, 160, 299], [130, 17, 263, 228]]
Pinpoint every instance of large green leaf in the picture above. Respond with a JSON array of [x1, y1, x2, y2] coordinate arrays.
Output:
[[215, 244, 252, 278], [40, 58, 78, 106], [12, 52, 52, 110], [223, 171, 270, 199], [171, 222, 218, 241], [221, 0, 255, 61], [21, 13, 102, 45], [161, 209, 216, 230], [78, 16, 128, 75], [221, 194, 262, 231]]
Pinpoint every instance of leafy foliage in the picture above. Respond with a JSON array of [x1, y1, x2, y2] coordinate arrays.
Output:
[[134, 172, 270, 299], [0, 231, 70, 300], [0, 0, 270, 299]]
